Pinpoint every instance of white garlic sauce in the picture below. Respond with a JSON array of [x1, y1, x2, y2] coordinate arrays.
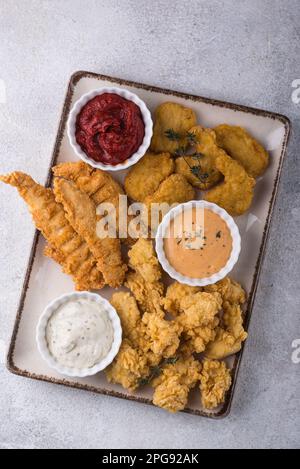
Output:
[[46, 298, 114, 369]]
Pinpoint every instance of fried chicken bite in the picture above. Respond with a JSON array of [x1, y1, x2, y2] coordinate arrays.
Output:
[[205, 301, 248, 359], [105, 339, 150, 392], [110, 292, 141, 344], [214, 124, 269, 178], [177, 292, 222, 353], [128, 238, 162, 283], [203, 277, 246, 306], [125, 271, 164, 315], [200, 359, 232, 410], [152, 356, 201, 413], [175, 126, 223, 190], [150, 102, 197, 154], [163, 282, 201, 317], [124, 152, 174, 202], [204, 152, 255, 216], [139, 312, 182, 359]]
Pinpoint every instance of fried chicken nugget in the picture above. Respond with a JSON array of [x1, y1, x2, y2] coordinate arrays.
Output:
[[214, 124, 269, 178], [177, 292, 222, 353], [204, 152, 255, 216], [110, 291, 141, 344], [200, 359, 232, 410], [152, 357, 201, 412], [203, 277, 246, 306], [205, 301, 248, 359], [128, 238, 162, 283], [175, 126, 223, 190], [105, 339, 150, 392], [53, 178, 127, 288], [0, 172, 104, 290], [150, 102, 197, 154], [163, 282, 201, 316], [124, 152, 174, 202]]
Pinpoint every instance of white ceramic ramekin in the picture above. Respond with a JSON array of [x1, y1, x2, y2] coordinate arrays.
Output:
[[36, 291, 122, 378], [155, 200, 241, 287], [67, 86, 153, 171]]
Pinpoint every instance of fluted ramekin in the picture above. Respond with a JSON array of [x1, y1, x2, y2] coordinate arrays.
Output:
[[36, 291, 122, 378], [155, 201, 241, 287], [67, 87, 153, 171]]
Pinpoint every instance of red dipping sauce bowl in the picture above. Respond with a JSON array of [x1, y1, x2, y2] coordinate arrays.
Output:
[[67, 87, 153, 171]]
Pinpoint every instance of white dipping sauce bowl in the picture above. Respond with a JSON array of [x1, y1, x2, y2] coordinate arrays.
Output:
[[36, 291, 122, 378], [155, 200, 241, 287]]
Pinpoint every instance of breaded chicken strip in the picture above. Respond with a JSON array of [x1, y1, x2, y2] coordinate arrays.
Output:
[[124, 152, 174, 202], [152, 356, 201, 412], [53, 178, 127, 288], [200, 359, 232, 410], [214, 125, 269, 178], [203, 277, 246, 306], [175, 126, 223, 190], [204, 152, 255, 216], [52, 161, 134, 245], [150, 102, 197, 154], [177, 292, 222, 353], [0, 172, 104, 290], [105, 339, 150, 392], [163, 282, 201, 316], [205, 302, 248, 359]]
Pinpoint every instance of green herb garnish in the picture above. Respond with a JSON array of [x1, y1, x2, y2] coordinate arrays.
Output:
[[138, 356, 179, 386], [164, 128, 181, 141]]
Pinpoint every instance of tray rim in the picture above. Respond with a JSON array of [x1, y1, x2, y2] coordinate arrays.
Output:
[[6, 70, 291, 419]]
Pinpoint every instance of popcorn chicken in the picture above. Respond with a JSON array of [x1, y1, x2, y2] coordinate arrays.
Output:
[[200, 359, 232, 409]]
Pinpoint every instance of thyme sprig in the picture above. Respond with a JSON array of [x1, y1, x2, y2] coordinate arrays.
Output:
[[138, 356, 179, 386], [164, 128, 181, 141]]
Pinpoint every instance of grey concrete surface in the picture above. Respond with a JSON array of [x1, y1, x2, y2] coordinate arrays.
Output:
[[0, 0, 299, 449]]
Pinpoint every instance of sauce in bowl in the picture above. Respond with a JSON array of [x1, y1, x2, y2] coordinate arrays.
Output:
[[164, 207, 233, 279]]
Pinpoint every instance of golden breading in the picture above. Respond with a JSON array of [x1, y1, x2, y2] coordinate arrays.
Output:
[[200, 359, 232, 410], [105, 339, 150, 392], [125, 271, 165, 315], [203, 277, 246, 306], [128, 238, 162, 283], [163, 282, 201, 316], [205, 301, 248, 359], [152, 357, 201, 412], [177, 292, 222, 353], [53, 178, 127, 288], [175, 126, 223, 190], [150, 102, 197, 154], [110, 292, 141, 344], [144, 174, 195, 220], [124, 152, 174, 202], [204, 152, 256, 216], [139, 312, 182, 359], [214, 124, 269, 178], [0, 172, 104, 291]]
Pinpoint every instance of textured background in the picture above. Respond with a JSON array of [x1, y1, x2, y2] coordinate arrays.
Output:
[[0, 0, 299, 449]]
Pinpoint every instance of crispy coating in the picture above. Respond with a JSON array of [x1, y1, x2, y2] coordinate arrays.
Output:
[[152, 357, 201, 412], [125, 271, 165, 315], [128, 238, 162, 283], [53, 178, 127, 288], [200, 359, 232, 410], [144, 174, 195, 230], [205, 301, 248, 359], [177, 292, 222, 353], [203, 277, 246, 306], [163, 282, 201, 316], [204, 152, 256, 216], [110, 292, 141, 344], [214, 124, 269, 178], [124, 152, 174, 202], [139, 312, 182, 359], [0, 172, 104, 290], [150, 102, 197, 154], [52, 161, 135, 245], [105, 339, 150, 392], [175, 126, 223, 190]]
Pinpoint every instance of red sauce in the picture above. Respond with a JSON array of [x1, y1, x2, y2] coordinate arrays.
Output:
[[75, 93, 145, 165]]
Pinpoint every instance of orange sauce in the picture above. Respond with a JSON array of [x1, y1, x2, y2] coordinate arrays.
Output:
[[164, 208, 232, 278]]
